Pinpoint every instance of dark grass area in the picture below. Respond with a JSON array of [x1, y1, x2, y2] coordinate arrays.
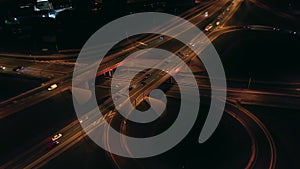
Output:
[[0, 91, 76, 164], [0, 74, 45, 101], [42, 136, 116, 169], [227, 0, 300, 30], [212, 30, 300, 82], [245, 105, 300, 169]]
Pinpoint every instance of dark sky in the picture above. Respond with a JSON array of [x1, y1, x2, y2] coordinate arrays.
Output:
[[0, 0, 16, 6], [0, 0, 23, 10]]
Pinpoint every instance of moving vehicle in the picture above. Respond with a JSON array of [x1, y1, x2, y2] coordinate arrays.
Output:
[[0, 66, 6, 70], [51, 133, 62, 141], [144, 73, 152, 79], [13, 66, 24, 72], [79, 116, 89, 123], [48, 83, 58, 91], [129, 84, 137, 91], [115, 83, 121, 88], [204, 11, 208, 17], [113, 95, 121, 101], [48, 133, 62, 148], [205, 24, 214, 32]]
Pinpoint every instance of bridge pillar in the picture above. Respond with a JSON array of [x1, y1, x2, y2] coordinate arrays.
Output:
[[169, 77, 174, 84], [108, 70, 113, 77]]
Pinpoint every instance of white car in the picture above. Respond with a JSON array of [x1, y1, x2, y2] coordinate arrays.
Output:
[[79, 116, 89, 123], [51, 133, 62, 141], [48, 84, 58, 91], [205, 24, 214, 31], [204, 12, 208, 17]]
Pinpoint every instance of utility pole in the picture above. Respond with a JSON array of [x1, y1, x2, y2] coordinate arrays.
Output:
[[247, 77, 252, 89]]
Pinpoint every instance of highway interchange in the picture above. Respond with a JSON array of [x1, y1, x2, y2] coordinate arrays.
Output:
[[0, 0, 299, 168]]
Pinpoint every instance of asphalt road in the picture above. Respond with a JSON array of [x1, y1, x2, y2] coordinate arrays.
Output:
[[0, 0, 234, 167], [1, 0, 299, 168]]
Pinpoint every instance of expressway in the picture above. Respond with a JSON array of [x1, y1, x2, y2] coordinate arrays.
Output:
[[168, 74, 300, 109], [0, 0, 237, 168], [2, 0, 297, 168], [0, 57, 74, 79], [92, 0, 278, 168], [0, 0, 231, 118], [0, 0, 254, 168]]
